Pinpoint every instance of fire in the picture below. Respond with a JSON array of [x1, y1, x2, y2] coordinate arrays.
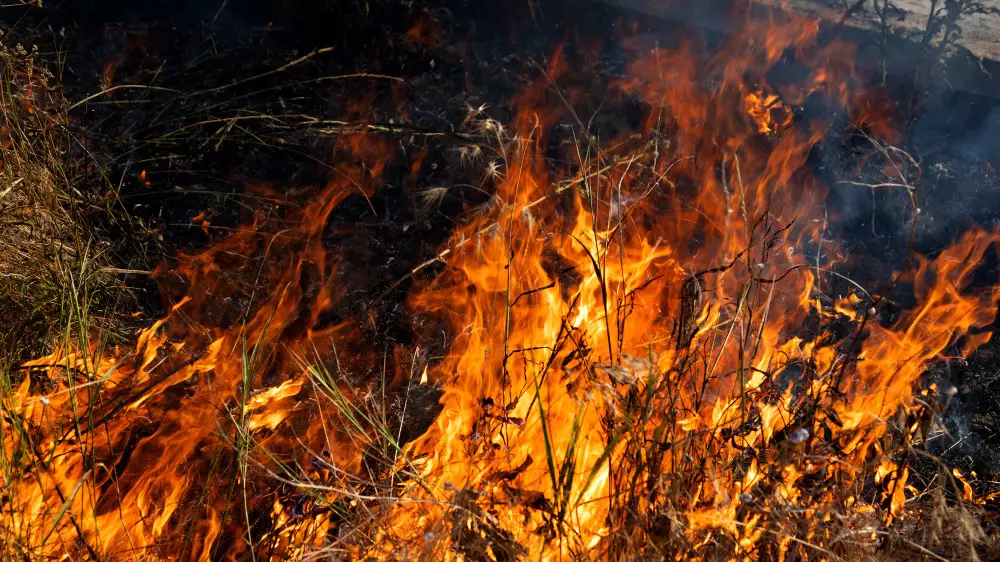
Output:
[[3, 5, 998, 561], [743, 89, 792, 135]]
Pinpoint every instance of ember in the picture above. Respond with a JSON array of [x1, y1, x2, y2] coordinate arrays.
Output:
[[3, 0, 1000, 560]]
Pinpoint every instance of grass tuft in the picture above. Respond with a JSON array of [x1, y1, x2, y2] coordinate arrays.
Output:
[[0, 40, 133, 364]]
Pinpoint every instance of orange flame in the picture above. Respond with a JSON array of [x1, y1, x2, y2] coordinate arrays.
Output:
[[743, 89, 793, 136]]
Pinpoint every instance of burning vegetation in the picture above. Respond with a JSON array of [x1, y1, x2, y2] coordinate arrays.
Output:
[[3, 0, 1000, 560]]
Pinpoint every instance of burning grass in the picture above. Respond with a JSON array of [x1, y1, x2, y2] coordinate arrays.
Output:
[[3, 4, 1000, 561]]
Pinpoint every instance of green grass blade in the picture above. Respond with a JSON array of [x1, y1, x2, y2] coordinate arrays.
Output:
[[40, 469, 92, 547]]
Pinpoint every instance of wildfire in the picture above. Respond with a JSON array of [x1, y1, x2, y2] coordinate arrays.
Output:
[[2, 6, 998, 562]]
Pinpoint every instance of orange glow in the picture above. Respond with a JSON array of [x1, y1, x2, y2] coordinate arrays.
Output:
[[406, 17, 444, 49], [102, 59, 121, 91], [191, 210, 213, 235]]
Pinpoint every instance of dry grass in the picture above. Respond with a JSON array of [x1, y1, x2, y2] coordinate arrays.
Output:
[[0, 41, 130, 363]]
